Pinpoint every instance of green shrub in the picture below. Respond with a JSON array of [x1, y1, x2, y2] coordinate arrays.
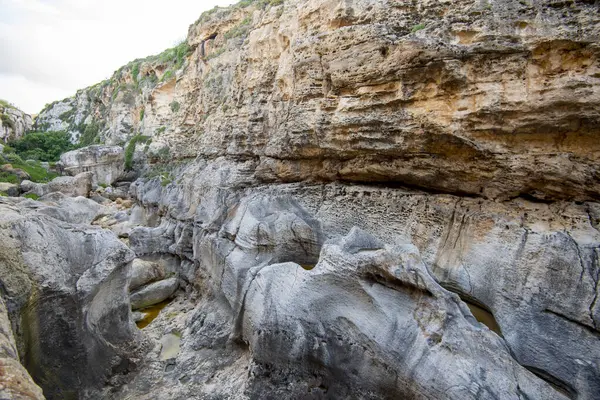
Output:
[[156, 126, 166, 135], [24, 193, 39, 200], [124, 135, 151, 170], [161, 70, 174, 82], [1, 114, 15, 131], [0, 192, 6, 197], [169, 101, 180, 113], [8, 131, 74, 162], [131, 63, 140, 84], [0, 171, 19, 184], [58, 108, 75, 122]]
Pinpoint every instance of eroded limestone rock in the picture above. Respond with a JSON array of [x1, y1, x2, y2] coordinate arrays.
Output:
[[60, 145, 125, 186]]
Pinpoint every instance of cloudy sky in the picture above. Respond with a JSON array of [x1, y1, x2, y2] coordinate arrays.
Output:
[[0, 0, 234, 114]]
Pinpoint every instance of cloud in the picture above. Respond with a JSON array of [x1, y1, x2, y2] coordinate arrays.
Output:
[[0, 0, 234, 113]]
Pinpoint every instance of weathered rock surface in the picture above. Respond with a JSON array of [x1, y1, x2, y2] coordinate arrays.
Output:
[[0, 197, 140, 399], [23, 0, 600, 399], [129, 259, 166, 291], [0, 102, 32, 143], [38, 0, 600, 202], [130, 278, 178, 310], [21, 171, 92, 198], [60, 145, 125, 185], [0, 297, 44, 400]]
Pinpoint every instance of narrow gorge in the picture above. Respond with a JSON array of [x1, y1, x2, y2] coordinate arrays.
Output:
[[1, 0, 599, 399]]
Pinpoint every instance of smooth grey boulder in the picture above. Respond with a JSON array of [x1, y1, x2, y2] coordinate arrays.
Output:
[[21, 171, 92, 198], [129, 259, 166, 291], [60, 145, 124, 186], [130, 278, 178, 310]]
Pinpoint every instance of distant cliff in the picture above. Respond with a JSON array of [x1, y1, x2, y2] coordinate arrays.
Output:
[[0, 100, 32, 142]]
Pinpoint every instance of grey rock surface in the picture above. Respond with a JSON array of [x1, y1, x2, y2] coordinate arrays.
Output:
[[0, 297, 45, 400], [130, 278, 178, 310], [0, 197, 140, 399], [129, 259, 166, 291], [21, 171, 92, 198], [60, 145, 125, 185]]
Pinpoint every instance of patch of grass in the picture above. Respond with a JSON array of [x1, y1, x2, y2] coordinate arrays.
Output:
[[205, 47, 226, 61], [0, 156, 58, 183], [139, 108, 145, 121], [23, 193, 39, 200], [131, 63, 140, 84], [161, 70, 174, 82], [224, 16, 252, 40], [156, 126, 166, 135], [169, 101, 180, 113], [143, 163, 174, 187], [411, 23, 426, 33], [0, 192, 6, 197], [58, 108, 76, 122]]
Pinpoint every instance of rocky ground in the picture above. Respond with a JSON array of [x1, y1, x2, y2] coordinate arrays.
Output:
[[1, 0, 599, 399]]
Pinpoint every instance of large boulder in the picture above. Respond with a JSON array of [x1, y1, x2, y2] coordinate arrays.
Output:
[[21, 171, 92, 198], [130, 278, 178, 310], [60, 145, 124, 186], [0, 197, 140, 399]]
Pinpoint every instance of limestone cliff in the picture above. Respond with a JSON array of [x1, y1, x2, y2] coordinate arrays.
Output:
[[0, 101, 32, 143], [9, 0, 600, 399], [37, 0, 600, 201]]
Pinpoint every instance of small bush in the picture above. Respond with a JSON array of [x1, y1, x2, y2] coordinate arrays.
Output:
[[124, 135, 151, 170], [411, 23, 426, 33], [156, 126, 166, 135], [24, 193, 39, 200], [170, 101, 180, 113], [224, 16, 252, 40], [161, 70, 174, 82], [1, 114, 15, 131]]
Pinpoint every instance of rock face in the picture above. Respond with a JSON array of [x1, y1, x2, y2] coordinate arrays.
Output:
[[18, 0, 600, 399], [60, 145, 125, 185], [37, 0, 600, 202], [0, 102, 32, 143], [0, 297, 44, 400], [0, 197, 140, 399], [21, 171, 93, 198]]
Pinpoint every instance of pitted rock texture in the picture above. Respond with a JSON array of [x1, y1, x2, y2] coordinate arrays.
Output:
[[37, 0, 600, 201]]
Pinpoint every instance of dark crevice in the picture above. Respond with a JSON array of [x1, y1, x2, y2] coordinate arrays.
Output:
[[366, 272, 433, 297], [523, 365, 577, 399], [543, 308, 599, 336]]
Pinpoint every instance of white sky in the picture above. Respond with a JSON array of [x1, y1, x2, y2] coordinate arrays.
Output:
[[0, 0, 234, 114]]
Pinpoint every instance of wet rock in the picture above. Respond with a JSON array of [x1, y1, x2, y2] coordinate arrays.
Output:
[[0, 297, 44, 400]]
